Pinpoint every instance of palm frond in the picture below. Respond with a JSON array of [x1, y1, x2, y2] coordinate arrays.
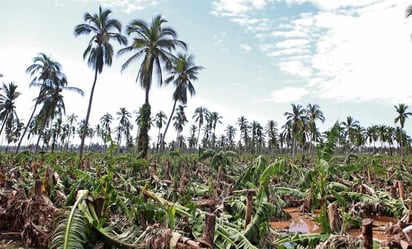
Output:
[[49, 190, 89, 249]]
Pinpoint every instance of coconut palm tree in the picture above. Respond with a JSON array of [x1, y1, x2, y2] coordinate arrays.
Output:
[[162, 53, 203, 148], [340, 116, 360, 151], [173, 105, 188, 145], [100, 112, 113, 146], [192, 106, 210, 147], [154, 111, 167, 151], [5, 119, 23, 150], [366, 125, 379, 153], [187, 124, 197, 149], [209, 111, 222, 146], [265, 120, 278, 150], [16, 53, 67, 153], [32, 75, 83, 152], [237, 116, 249, 148], [284, 104, 306, 157], [116, 107, 133, 147], [118, 14, 186, 158], [306, 103, 325, 151], [65, 113, 78, 151], [74, 6, 127, 161], [225, 125, 237, 148], [0, 82, 21, 139], [394, 103, 412, 154]]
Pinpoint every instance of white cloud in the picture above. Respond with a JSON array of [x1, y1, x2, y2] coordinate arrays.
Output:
[[240, 44, 252, 51], [212, 0, 412, 104], [278, 60, 312, 77], [268, 47, 309, 57], [270, 30, 307, 38], [308, 1, 412, 103], [269, 87, 309, 103], [211, 0, 268, 17], [276, 39, 309, 49], [73, 0, 158, 13]]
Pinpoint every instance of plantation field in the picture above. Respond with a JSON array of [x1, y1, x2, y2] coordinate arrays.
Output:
[[2, 144, 412, 248]]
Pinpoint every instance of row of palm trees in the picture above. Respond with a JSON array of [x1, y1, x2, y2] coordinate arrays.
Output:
[[0, 53, 84, 152], [74, 7, 199, 161], [3, 99, 407, 156], [0, 7, 201, 157], [0, 71, 410, 155]]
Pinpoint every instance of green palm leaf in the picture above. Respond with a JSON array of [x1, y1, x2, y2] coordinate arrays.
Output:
[[49, 190, 89, 249]]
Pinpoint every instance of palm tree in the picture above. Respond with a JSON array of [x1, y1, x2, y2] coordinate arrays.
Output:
[[366, 125, 379, 153], [32, 75, 83, 152], [394, 103, 412, 154], [173, 105, 188, 142], [209, 111, 223, 146], [225, 124, 237, 148], [162, 53, 203, 148], [74, 6, 127, 161], [237, 116, 249, 148], [188, 124, 197, 149], [284, 104, 306, 156], [154, 111, 167, 151], [265, 120, 278, 150], [0, 82, 21, 139], [5, 119, 23, 150], [192, 106, 210, 147], [16, 53, 66, 153], [65, 113, 78, 151], [306, 103, 325, 151], [77, 119, 93, 147], [118, 14, 186, 158], [100, 112, 113, 145], [340, 116, 360, 151], [116, 107, 133, 147]]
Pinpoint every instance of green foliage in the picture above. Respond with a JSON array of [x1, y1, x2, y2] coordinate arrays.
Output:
[[49, 190, 89, 249]]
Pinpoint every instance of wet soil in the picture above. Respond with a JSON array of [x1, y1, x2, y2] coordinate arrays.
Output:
[[270, 207, 397, 241]]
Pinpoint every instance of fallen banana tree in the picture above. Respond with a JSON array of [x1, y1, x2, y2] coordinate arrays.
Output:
[[48, 187, 267, 249]]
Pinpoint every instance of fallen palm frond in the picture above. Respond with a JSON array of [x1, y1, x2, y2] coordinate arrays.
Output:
[[49, 190, 89, 249], [49, 190, 147, 249]]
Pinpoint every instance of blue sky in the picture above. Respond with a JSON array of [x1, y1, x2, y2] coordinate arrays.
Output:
[[1, 0, 412, 145]]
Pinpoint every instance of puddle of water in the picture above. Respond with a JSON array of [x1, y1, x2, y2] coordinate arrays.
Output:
[[347, 216, 397, 242], [270, 207, 396, 242], [270, 207, 321, 233]]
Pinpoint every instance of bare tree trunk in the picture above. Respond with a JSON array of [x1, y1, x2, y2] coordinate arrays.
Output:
[[16, 102, 39, 153], [79, 66, 99, 165], [203, 213, 215, 248], [161, 100, 177, 151], [244, 191, 254, 228], [362, 218, 373, 249]]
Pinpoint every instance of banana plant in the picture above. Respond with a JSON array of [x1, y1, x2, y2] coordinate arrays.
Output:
[[49, 189, 146, 249]]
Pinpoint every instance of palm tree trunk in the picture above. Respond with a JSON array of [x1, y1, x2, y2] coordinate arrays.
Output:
[[137, 71, 152, 158], [400, 126, 404, 155], [35, 131, 42, 153], [0, 113, 9, 137], [15, 102, 39, 153], [34, 120, 48, 153], [137, 102, 150, 159], [79, 66, 99, 163], [161, 100, 177, 151], [196, 122, 201, 148]]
